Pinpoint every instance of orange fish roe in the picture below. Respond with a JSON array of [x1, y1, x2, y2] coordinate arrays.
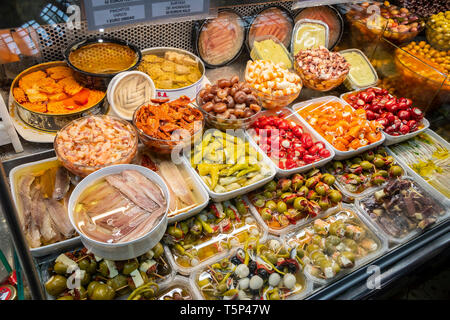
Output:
[[297, 100, 383, 151]]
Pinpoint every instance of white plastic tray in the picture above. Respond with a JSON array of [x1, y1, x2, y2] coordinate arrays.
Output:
[[164, 198, 268, 276], [189, 238, 314, 300], [184, 132, 277, 202], [246, 108, 335, 177], [386, 129, 450, 208], [325, 148, 409, 200], [38, 244, 175, 300], [355, 176, 449, 245], [9, 157, 82, 257], [340, 88, 431, 146], [156, 275, 201, 300], [282, 203, 388, 286], [291, 96, 385, 160]]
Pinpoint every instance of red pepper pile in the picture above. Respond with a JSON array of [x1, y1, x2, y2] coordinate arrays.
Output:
[[345, 87, 424, 136], [251, 114, 331, 170]]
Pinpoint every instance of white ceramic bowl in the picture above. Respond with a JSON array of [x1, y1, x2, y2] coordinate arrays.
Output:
[[68, 164, 170, 260], [107, 71, 156, 120]]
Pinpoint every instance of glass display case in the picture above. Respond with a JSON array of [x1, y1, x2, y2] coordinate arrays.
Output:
[[0, 0, 448, 301]]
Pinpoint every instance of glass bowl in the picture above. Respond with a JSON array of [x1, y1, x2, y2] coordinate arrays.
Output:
[[54, 115, 139, 177], [132, 103, 204, 154], [244, 61, 301, 110], [294, 59, 348, 92], [195, 91, 261, 131]]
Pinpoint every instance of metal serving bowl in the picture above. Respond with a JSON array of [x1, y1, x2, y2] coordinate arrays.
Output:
[[10, 61, 107, 132]]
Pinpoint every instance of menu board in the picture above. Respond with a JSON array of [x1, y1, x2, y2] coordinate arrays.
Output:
[[85, 0, 210, 30]]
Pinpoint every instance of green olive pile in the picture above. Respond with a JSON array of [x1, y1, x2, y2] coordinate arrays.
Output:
[[249, 169, 342, 230], [44, 243, 170, 300], [427, 11, 450, 51], [287, 209, 380, 280], [327, 147, 403, 194]]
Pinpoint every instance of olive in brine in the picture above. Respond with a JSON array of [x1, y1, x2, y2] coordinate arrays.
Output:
[[53, 262, 68, 275], [98, 261, 109, 277], [90, 283, 116, 300], [45, 275, 67, 297], [122, 260, 139, 275], [152, 242, 164, 259]]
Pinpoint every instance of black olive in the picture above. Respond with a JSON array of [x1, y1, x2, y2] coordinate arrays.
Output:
[[248, 261, 257, 274], [288, 263, 298, 273], [230, 256, 242, 265], [257, 268, 269, 279]]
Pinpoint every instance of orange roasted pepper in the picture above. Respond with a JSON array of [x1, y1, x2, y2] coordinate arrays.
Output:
[[297, 100, 382, 151]]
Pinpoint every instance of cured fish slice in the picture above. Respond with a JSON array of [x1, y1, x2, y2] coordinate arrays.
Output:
[[249, 7, 293, 48], [17, 174, 35, 229], [121, 170, 166, 208], [157, 160, 194, 208], [52, 166, 70, 200], [93, 204, 143, 230], [105, 172, 160, 211], [117, 206, 166, 243], [45, 198, 74, 238]]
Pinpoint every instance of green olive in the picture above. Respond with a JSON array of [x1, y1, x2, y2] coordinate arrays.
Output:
[[265, 200, 277, 211], [305, 177, 316, 189], [332, 161, 344, 172], [122, 260, 139, 275], [264, 180, 277, 192], [265, 251, 278, 265], [389, 165, 403, 177], [315, 182, 328, 196], [90, 283, 115, 300], [45, 275, 67, 297], [107, 274, 128, 292], [293, 197, 307, 211], [299, 186, 309, 195], [347, 173, 361, 184], [318, 198, 330, 210], [328, 190, 342, 204], [261, 208, 272, 221], [80, 271, 91, 286], [168, 226, 183, 239], [57, 295, 74, 300], [306, 243, 320, 254], [217, 283, 227, 293], [53, 262, 68, 275], [377, 170, 388, 178], [87, 281, 101, 297], [264, 191, 274, 199], [98, 261, 109, 277], [363, 151, 375, 162], [253, 198, 266, 208], [322, 173, 336, 186], [87, 260, 97, 274], [375, 147, 387, 156], [78, 258, 90, 272], [373, 157, 385, 168], [329, 220, 345, 236], [312, 235, 323, 246], [281, 192, 295, 204], [385, 156, 394, 166], [307, 190, 319, 201], [352, 157, 362, 164], [296, 249, 305, 259], [152, 242, 164, 259], [371, 175, 386, 185], [360, 161, 373, 171], [276, 201, 287, 213], [78, 286, 88, 300], [143, 286, 157, 299], [269, 290, 281, 300]]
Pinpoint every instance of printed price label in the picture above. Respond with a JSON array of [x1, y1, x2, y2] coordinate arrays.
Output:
[[85, 0, 209, 30]]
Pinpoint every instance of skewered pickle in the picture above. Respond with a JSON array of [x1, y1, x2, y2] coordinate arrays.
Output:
[[286, 207, 382, 281], [196, 238, 309, 300], [164, 197, 262, 269], [43, 243, 171, 300], [249, 169, 342, 231], [327, 147, 404, 195]]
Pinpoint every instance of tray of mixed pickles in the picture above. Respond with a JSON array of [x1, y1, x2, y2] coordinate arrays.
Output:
[[192, 237, 313, 300], [326, 147, 404, 198], [357, 177, 448, 244], [284, 204, 387, 284], [127, 275, 199, 300], [163, 197, 266, 275], [248, 168, 343, 236], [41, 242, 173, 300]]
